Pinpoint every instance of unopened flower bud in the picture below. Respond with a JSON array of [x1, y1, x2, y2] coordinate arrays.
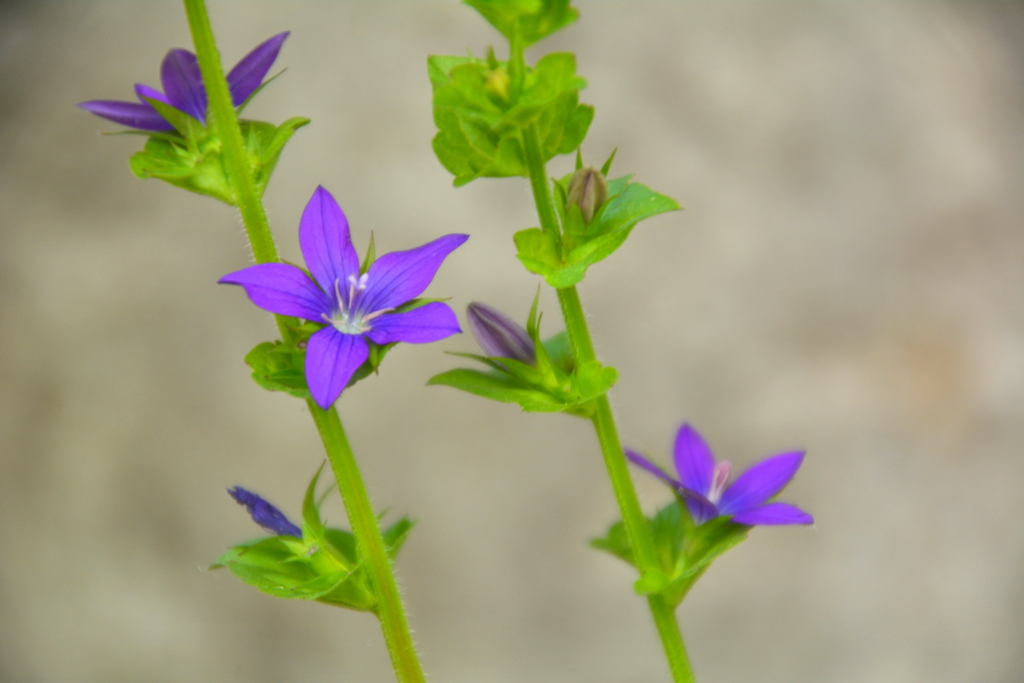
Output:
[[566, 166, 608, 223], [228, 486, 302, 537], [485, 68, 511, 103], [467, 302, 535, 364]]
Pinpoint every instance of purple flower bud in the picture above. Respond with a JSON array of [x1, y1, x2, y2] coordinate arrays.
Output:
[[467, 302, 535, 364], [566, 166, 608, 223], [228, 486, 302, 537]]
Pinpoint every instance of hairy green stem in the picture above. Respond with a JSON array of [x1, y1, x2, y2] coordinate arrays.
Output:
[[183, 3, 427, 681], [521, 125, 695, 683], [309, 403, 427, 683]]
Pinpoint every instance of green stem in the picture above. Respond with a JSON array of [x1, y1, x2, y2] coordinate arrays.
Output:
[[182, 3, 427, 682], [183, 0, 277, 265], [521, 125, 695, 683], [309, 403, 427, 683], [649, 595, 695, 683]]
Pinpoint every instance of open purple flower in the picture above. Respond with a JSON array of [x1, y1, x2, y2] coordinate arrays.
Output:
[[221, 186, 468, 409], [228, 486, 302, 537], [78, 32, 288, 131], [626, 423, 813, 526]]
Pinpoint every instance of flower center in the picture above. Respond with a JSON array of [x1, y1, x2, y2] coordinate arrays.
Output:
[[323, 274, 392, 334], [708, 460, 732, 504]]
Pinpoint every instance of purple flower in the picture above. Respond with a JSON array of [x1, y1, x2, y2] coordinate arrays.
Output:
[[228, 486, 302, 537], [626, 423, 813, 526], [466, 302, 535, 364], [78, 32, 288, 132], [221, 186, 468, 409]]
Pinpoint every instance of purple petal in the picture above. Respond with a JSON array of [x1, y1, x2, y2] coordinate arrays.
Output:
[[360, 234, 469, 313], [625, 449, 681, 488], [78, 99, 174, 131], [730, 502, 813, 526], [227, 32, 289, 106], [466, 302, 535, 363], [227, 486, 302, 537], [673, 424, 716, 497], [219, 263, 330, 321], [299, 186, 360, 294], [717, 451, 806, 516], [364, 302, 462, 345], [626, 449, 720, 525], [305, 328, 368, 409], [681, 488, 721, 526], [160, 48, 207, 122], [134, 83, 170, 106]]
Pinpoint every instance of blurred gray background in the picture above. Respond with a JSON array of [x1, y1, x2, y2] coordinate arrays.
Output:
[[2, 1, 1023, 682]]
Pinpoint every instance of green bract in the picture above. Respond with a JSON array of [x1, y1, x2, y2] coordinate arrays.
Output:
[[464, 0, 579, 48], [429, 51, 593, 186], [211, 467, 415, 612], [128, 105, 309, 205], [428, 296, 616, 416], [516, 159, 681, 287], [591, 500, 749, 608]]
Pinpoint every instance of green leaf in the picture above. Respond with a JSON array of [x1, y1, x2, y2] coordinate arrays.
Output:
[[382, 516, 417, 560], [428, 55, 474, 92], [323, 528, 359, 565], [246, 116, 310, 197], [513, 227, 561, 276], [301, 464, 327, 539], [574, 360, 617, 402], [427, 368, 569, 412], [585, 175, 681, 241], [464, 0, 579, 47], [245, 340, 312, 399]]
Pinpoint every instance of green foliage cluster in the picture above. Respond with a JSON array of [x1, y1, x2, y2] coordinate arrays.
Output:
[[516, 154, 681, 287], [212, 467, 415, 612], [429, 51, 592, 186], [428, 294, 616, 417], [591, 501, 749, 607], [128, 96, 307, 205]]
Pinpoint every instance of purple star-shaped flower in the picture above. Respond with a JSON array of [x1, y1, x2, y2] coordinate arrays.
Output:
[[626, 423, 813, 526], [220, 186, 468, 409], [228, 486, 302, 537], [78, 32, 288, 132]]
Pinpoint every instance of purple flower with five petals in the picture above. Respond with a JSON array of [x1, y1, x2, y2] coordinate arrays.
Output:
[[220, 186, 468, 409], [626, 423, 813, 526], [78, 32, 288, 132], [228, 486, 302, 537]]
